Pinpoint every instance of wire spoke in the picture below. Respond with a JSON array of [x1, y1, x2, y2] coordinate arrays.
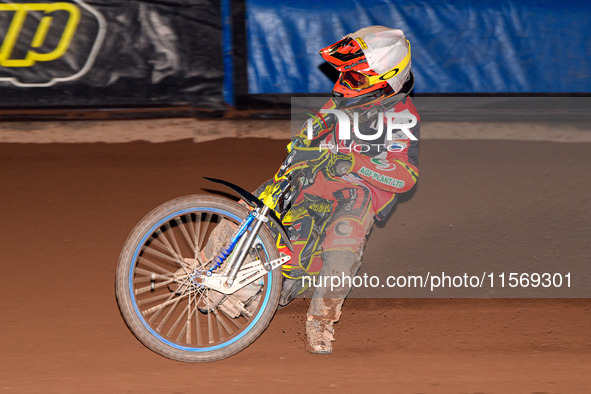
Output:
[[167, 301, 189, 338], [156, 297, 182, 333], [205, 293, 215, 344], [193, 214, 202, 255], [221, 307, 244, 330], [138, 291, 175, 308], [141, 249, 184, 270], [149, 230, 183, 261], [213, 308, 233, 337], [198, 213, 212, 252], [148, 293, 175, 324], [177, 293, 196, 344], [137, 256, 174, 275], [134, 268, 172, 280], [175, 217, 197, 254], [195, 297, 203, 346], [163, 222, 184, 259], [185, 214, 199, 258], [135, 278, 175, 295]]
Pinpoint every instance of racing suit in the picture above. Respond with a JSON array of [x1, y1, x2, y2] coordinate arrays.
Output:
[[267, 78, 420, 351]]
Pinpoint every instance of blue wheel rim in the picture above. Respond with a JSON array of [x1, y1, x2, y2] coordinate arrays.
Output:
[[128, 207, 273, 352]]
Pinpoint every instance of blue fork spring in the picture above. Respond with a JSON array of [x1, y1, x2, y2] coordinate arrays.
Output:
[[207, 212, 256, 275]]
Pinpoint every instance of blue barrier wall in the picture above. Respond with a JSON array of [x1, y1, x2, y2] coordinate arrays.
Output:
[[245, 0, 591, 94]]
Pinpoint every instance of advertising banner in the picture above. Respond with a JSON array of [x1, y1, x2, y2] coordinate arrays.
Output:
[[0, 0, 224, 110]]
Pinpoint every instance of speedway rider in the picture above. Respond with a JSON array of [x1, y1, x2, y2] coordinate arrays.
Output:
[[260, 26, 420, 354]]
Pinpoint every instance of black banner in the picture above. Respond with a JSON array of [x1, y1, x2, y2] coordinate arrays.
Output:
[[0, 0, 224, 111]]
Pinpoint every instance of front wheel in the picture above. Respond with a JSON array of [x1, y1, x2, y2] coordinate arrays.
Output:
[[115, 195, 281, 362]]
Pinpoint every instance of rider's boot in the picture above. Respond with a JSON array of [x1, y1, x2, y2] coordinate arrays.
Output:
[[306, 297, 343, 354], [305, 250, 361, 354]]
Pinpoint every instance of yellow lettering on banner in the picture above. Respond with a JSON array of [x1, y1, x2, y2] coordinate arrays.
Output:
[[0, 2, 80, 67]]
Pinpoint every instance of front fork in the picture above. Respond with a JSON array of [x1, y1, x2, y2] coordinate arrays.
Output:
[[225, 205, 270, 286], [205, 203, 272, 284], [203, 177, 292, 292]]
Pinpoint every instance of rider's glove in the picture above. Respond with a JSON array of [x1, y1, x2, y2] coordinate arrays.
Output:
[[326, 153, 354, 177]]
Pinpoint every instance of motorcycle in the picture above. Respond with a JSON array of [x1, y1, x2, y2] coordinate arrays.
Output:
[[115, 141, 340, 362]]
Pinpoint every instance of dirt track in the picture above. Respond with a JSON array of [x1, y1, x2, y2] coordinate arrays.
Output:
[[1, 136, 590, 393]]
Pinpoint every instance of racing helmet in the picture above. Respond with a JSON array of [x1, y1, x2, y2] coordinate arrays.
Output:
[[319, 26, 412, 97]]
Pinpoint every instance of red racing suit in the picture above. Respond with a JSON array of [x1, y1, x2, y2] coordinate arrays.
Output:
[[276, 86, 420, 281]]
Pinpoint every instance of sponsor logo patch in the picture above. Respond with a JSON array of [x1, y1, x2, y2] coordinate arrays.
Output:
[[370, 158, 396, 171], [335, 220, 353, 237], [359, 166, 405, 188]]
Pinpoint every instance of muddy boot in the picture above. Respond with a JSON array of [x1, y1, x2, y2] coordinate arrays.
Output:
[[304, 250, 361, 354], [306, 314, 336, 354], [306, 297, 345, 354]]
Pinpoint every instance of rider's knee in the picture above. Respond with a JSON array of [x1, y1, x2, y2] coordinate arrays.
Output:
[[320, 249, 361, 275], [311, 250, 362, 300]]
